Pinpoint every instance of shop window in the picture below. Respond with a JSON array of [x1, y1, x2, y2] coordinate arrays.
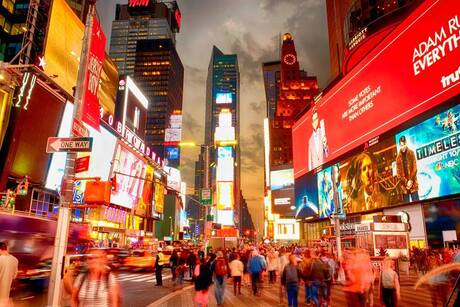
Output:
[[2, 0, 14, 13], [30, 188, 59, 218], [11, 23, 26, 35]]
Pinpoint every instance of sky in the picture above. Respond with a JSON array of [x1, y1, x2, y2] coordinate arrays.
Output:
[[96, 0, 331, 234]]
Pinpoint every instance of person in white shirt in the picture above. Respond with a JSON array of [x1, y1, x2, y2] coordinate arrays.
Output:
[[0, 242, 18, 307], [229, 254, 244, 296]]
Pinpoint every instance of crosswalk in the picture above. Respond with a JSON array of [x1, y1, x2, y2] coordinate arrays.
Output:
[[115, 272, 173, 283]]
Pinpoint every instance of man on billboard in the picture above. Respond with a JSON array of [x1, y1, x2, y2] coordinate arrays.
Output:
[[308, 107, 328, 171], [396, 136, 419, 202], [346, 151, 387, 213]]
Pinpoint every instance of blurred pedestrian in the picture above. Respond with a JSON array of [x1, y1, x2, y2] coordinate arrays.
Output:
[[281, 254, 302, 307], [343, 249, 373, 307], [211, 251, 228, 306], [188, 250, 197, 280], [267, 248, 279, 284], [0, 242, 18, 307], [378, 257, 400, 307], [320, 252, 333, 306], [194, 258, 213, 307], [170, 249, 179, 284], [248, 250, 266, 296], [229, 253, 244, 295], [176, 259, 186, 286], [71, 249, 120, 307], [299, 249, 313, 305]]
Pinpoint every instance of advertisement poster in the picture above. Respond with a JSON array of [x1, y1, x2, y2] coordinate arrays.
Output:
[[137, 165, 154, 216], [110, 143, 146, 209], [154, 183, 164, 214], [293, 0, 460, 179], [271, 169, 295, 216], [81, 16, 106, 130], [216, 93, 232, 104], [317, 163, 344, 218], [395, 104, 460, 200], [295, 173, 319, 219]]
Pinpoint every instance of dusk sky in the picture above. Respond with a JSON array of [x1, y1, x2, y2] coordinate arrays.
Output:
[[96, 0, 331, 232]]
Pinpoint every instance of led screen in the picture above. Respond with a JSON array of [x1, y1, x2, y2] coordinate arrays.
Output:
[[217, 182, 233, 210], [295, 173, 319, 219], [395, 104, 460, 201], [164, 166, 181, 192], [216, 157, 234, 181], [218, 112, 232, 127], [154, 182, 165, 214], [215, 127, 235, 142], [293, 0, 460, 179], [110, 142, 146, 209], [216, 93, 232, 104], [317, 164, 344, 218], [165, 146, 180, 160], [217, 209, 234, 226], [218, 146, 233, 159], [270, 169, 294, 191], [137, 165, 154, 216]]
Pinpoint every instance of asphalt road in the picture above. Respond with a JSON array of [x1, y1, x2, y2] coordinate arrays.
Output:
[[11, 268, 193, 307]]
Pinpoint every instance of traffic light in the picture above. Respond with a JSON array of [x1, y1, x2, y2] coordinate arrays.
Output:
[[110, 175, 117, 192]]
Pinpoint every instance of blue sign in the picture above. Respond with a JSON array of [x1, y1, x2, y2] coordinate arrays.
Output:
[[165, 146, 180, 160], [216, 93, 232, 104], [217, 146, 232, 159]]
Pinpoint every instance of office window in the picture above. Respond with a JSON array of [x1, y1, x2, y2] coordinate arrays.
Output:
[[2, 0, 14, 13]]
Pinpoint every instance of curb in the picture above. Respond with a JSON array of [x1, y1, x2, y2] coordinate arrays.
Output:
[[147, 285, 194, 306]]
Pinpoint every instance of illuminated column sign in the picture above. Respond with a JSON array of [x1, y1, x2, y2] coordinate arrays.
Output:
[[15, 72, 37, 110]]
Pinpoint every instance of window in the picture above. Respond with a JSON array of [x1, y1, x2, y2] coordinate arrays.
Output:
[[2, 0, 14, 13], [11, 23, 26, 35]]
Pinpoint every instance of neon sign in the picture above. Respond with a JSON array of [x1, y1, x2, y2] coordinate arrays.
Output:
[[15, 72, 37, 110], [129, 0, 150, 7]]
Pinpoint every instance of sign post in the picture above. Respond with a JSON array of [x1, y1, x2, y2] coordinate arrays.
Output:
[[47, 2, 103, 306], [200, 188, 212, 205]]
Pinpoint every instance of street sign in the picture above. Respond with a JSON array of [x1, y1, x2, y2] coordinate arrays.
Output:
[[46, 137, 93, 153], [72, 118, 89, 137], [200, 188, 212, 205], [75, 156, 90, 173]]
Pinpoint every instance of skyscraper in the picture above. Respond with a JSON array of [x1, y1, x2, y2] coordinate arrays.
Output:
[[262, 61, 281, 121], [109, 1, 183, 161], [109, 1, 180, 76], [202, 46, 241, 228]]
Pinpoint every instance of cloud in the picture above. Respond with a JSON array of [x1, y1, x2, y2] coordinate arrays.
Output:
[[240, 123, 264, 172], [249, 100, 265, 114], [259, 0, 303, 11]]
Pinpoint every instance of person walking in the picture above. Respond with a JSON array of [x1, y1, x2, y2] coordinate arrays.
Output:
[[281, 254, 302, 307], [194, 258, 213, 307], [229, 254, 244, 296], [267, 248, 279, 284], [188, 250, 198, 280], [299, 249, 313, 305], [343, 249, 374, 307], [378, 257, 400, 307], [71, 249, 120, 307], [0, 242, 18, 307], [170, 250, 179, 284], [211, 251, 228, 306], [247, 250, 266, 296], [155, 248, 164, 286], [320, 252, 333, 307]]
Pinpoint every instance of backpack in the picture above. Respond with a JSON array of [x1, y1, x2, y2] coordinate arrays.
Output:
[[214, 258, 228, 277]]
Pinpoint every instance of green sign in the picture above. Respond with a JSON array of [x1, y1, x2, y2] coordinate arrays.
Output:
[[200, 188, 212, 205]]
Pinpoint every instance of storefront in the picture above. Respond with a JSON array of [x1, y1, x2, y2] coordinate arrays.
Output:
[[293, 0, 460, 248]]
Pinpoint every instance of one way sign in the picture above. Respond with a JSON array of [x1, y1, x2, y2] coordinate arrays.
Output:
[[46, 137, 93, 153]]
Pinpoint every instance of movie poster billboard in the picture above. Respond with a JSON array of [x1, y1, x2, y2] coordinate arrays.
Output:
[[395, 104, 460, 201], [137, 165, 154, 216], [295, 173, 319, 219], [110, 142, 146, 209], [293, 0, 460, 179], [317, 163, 344, 218], [270, 168, 295, 216]]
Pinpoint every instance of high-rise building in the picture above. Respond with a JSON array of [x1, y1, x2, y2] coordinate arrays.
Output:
[[109, 1, 180, 77], [202, 46, 241, 228], [262, 33, 318, 240], [66, 0, 90, 22], [134, 38, 184, 160]]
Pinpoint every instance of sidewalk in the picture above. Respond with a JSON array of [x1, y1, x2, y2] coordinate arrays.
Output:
[[148, 271, 448, 307]]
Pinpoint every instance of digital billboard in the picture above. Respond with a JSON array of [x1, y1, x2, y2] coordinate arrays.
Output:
[[138, 165, 154, 216], [218, 146, 233, 159], [217, 209, 234, 226], [110, 142, 147, 209], [395, 104, 460, 201], [164, 166, 181, 192], [154, 182, 165, 214], [293, 0, 460, 179], [217, 182, 234, 210], [216, 93, 232, 104], [317, 164, 344, 219], [270, 169, 295, 216], [215, 127, 235, 142], [216, 157, 234, 181], [165, 146, 180, 160], [295, 173, 318, 219]]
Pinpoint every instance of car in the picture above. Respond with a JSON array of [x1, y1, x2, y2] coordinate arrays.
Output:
[[124, 250, 156, 271]]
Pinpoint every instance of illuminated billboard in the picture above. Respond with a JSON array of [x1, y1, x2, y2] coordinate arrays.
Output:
[[164, 166, 181, 192], [110, 142, 147, 209], [215, 127, 235, 142], [138, 165, 154, 216], [43, 0, 117, 114], [218, 146, 233, 159], [216, 93, 232, 104], [270, 168, 295, 216], [165, 146, 180, 160], [217, 209, 234, 226], [395, 104, 460, 201], [217, 182, 234, 210], [154, 182, 165, 214], [293, 0, 460, 179], [219, 111, 232, 127], [317, 164, 344, 219], [216, 157, 234, 181], [295, 173, 318, 219]]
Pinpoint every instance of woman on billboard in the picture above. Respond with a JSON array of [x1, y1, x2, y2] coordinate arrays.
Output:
[[346, 151, 388, 213]]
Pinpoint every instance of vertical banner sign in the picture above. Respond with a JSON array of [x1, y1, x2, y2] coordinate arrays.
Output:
[[81, 17, 106, 130]]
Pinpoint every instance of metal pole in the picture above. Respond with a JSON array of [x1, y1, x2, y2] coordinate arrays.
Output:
[[47, 4, 95, 306], [204, 145, 210, 253], [335, 216, 342, 260]]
